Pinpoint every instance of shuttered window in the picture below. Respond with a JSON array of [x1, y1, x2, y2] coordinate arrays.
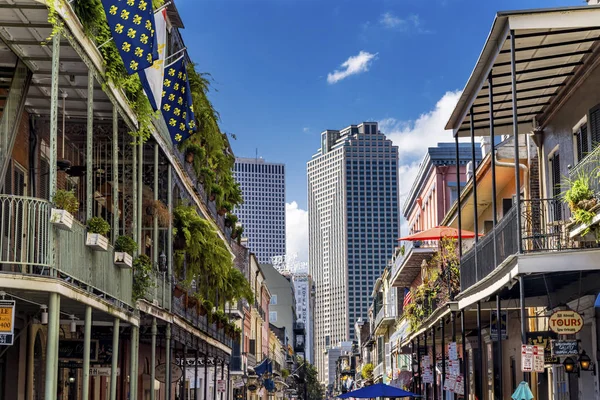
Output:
[[575, 123, 589, 163], [590, 105, 600, 149]]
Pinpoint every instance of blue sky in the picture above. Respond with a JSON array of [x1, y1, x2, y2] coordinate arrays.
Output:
[[176, 0, 580, 258]]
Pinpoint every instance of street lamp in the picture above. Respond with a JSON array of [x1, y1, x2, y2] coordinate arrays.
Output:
[[579, 351, 596, 375], [563, 357, 577, 374], [411, 358, 419, 374]]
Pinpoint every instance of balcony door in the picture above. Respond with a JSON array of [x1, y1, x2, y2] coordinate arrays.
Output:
[[1, 160, 27, 271]]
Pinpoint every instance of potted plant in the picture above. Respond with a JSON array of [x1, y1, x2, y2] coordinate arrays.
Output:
[[114, 235, 137, 268], [217, 201, 232, 216], [231, 225, 244, 243], [209, 184, 223, 202], [132, 254, 155, 301], [199, 166, 215, 185], [174, 284, 186, 298], [562, 173, 599, 239], [50, 189, 78, 230], [224, 213, 238, 228], [214, 309, 227, 329], [233, 326, 242, 341], [85, 217, 110, 251], [198, 299, 212, 317]]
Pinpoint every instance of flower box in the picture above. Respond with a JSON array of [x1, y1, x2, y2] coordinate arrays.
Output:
[[114, 251, 133, 268], [86, 233, 109, 252], [50, 209, 74, 231]]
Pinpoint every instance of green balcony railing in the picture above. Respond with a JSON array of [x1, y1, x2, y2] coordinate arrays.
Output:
[[144, 271, 170, 310], [0, 194, 133, 307]]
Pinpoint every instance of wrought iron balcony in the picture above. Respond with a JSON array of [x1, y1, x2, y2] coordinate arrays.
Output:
[[374, 302, 396, 334], [460, 198, 576, 292]]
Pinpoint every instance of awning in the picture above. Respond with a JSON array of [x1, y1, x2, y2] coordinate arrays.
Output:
[[446, 6, 600, 138]]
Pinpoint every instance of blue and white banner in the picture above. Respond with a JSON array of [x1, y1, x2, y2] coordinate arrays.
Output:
[[139, 8, 167, 111], [160, 56, 197, 144]]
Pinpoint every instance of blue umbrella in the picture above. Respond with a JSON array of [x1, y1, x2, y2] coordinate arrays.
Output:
[[511, 381, 534, 400], [337, 383, 419, 398]]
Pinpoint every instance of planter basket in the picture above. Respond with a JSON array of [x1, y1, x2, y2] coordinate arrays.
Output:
[[86, 233, 109, 252], [50, 209, 74, 231], [174, 285, 185, 298], [114, 252, 133, 268]]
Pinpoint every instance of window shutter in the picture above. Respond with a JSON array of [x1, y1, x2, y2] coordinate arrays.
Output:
[[591, 105, 600, 149]]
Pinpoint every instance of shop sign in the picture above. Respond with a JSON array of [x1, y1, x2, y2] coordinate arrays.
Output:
[[490, 311, 507, 341], [89, 367, 120, 377], [58, 339, 99, 361], [0, 300, 15, 345], [521, 345, 544, 373], [551, 340, 579, 357], [527, 331, 559, 364], [549, 310, 584, 334], [155, 363, 183, 383], [217, 380, 226, 393]]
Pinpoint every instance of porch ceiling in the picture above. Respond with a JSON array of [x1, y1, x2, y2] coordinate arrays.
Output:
[[390, 247, 435, 288], [0, 0, 114, 119], [446, 6, 600, 138]]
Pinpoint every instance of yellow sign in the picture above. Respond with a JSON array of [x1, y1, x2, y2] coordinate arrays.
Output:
[[0, 305, 13, 332], [549, 310, 584, 334]]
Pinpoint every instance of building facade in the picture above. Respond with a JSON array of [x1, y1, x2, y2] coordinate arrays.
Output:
[[261, 263, 296, 347], [234, 158, 286, 264], [308, 122, 399, 381]]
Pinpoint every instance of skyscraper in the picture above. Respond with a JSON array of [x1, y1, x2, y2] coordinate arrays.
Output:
[[234, 157, 286, 264], [307, 122, 399, 381]]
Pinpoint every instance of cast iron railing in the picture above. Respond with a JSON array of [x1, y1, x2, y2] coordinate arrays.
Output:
[[569, 144, 600, 196], [460, 198, 577, 291]]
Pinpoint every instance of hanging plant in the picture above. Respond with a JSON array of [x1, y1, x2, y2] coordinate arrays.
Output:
[[132, 254, 156, 302], [562, 172, 600, 238], [210, 184, 223, 202], [143, 199, 171, 228], [224, 213, 238, 228], [87, 217, 110, 235]]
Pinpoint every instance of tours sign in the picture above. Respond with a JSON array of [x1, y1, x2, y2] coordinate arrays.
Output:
[[0, 300, 15, 345], [549, 310, 584, 334]]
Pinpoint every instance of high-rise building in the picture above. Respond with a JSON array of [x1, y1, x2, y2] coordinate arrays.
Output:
[[307, 122, 399, 381], [234, 157, 286, 264]]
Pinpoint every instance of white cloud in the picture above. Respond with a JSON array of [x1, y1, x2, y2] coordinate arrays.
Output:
[[303, 127, 309, 133], [327, 51, 377, 84], [379, 12, 429, 33], [286, 201, 308, 262], [380, 90, 462, 161], [380, 12, 403, 28]]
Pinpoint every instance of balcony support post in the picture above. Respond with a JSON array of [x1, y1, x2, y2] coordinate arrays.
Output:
[[137, 141, 143, 254], [43, 293, 60, 400], [440, 318, 445, 400], [48, 32, 60, 276], [510, 29, 523, 253], [167, 164, 173, 309], [204, 352, 209, 400], [166, 324, 172, 400], [221, 359, 225, 400], [455, 136, 463, 258], [130, 324, 139, 400], [151, 318, 157, 400], [432, 326, 437, 400], [451, 312, 456, 400], [496, 294, 503, 400], [470, 106, 478, 244], [476, 302, 483, 400], [489, 74, 498, 269], [110, 318, 120, 400], [416, 336, 422, 395], [154, 143, 159, 300], [132, 136, 138, 250], [86, 69, 94, 220], [226, 363, 230, 400], [82, 306, 92, 400], [112, 106, 119, 239], [424, 331, 428, 400], [461, 310, 469, 400], [195, 349, 199, 400], [213, 356, 218, 400], [182, 345, 187, 400], [519, 275, 528, 382]]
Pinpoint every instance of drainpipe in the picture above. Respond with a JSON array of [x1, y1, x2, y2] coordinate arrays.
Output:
[[494, 152, 529, 201]]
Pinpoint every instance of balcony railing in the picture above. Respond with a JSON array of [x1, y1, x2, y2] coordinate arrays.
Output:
[[172, 295, 233, 348], [144, 271, 170, 310], [374, 302, 396, 330], [374, 363, 383, 379], [460, 198, 575, 291], [570, 145, 600, 195], [0, 195, 133, 306]]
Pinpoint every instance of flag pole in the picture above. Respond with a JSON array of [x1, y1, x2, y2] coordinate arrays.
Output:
[[155, 1, 172, 13], [165, 47, 188, 63]]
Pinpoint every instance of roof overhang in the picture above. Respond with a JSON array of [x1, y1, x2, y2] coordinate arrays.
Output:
[[446, 5, 600, 138]]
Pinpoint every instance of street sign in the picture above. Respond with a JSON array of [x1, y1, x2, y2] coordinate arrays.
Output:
[[521, 345, 544, 373], [490, 311, 508, 341], [551, 340, 579, 357], [454, 375, 464, 395], [0, 300, 15, 345], [549, 310, 584, 334], [217, 380, 226, 393], [448, 342, 458, 360]]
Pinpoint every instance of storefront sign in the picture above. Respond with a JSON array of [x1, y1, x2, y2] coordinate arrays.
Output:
[[549, 310, 584, 334], [521, 345, 544, 373], [527, 331, 559, 364], [58, 339, 99, 361], [490, 311, 507, 341], [89, 367, 120, 377], [0, 300, 15, 345], [551, 340, 579, 357], [155, 363, 183, 383]]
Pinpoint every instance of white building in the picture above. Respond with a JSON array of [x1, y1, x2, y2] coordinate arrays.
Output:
[[307, 122, 399, 381], [234, 157, 286, 264]]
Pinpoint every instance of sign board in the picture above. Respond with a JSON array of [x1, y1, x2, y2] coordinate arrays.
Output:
[[454, 375, 464, 395], [527, 331, 559, 364], [551, 340, 579, 357], [89, 367, 120, 377], [443, 374, 456, 392], [155, 363, 183, 383], [549, 310, 584, 334], [490, 311, 508, 341], [448, 342, 458, 361], [521, 345, 544, 373], [217, 379, 226, 393], [422, 356, 433, 384], [58, 339, 99, 361], [0, 300, 15, 345]]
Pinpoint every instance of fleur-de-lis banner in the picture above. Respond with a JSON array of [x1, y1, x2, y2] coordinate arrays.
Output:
[[161, 56, 197, 144], [102, 0, 158, 75]]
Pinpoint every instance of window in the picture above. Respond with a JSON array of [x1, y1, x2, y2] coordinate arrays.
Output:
[[269, 311, 277, 322], [590, 104, 600, 149], [549, 151, 562, 221], [574, 123, 589, 163]]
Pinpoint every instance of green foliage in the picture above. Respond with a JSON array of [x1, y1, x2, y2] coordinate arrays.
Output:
[[87, 217, 110, 235], [361, 363, 373, 380], [224, 213, 238, 227], [281, 368, 290, 380], [114, 236, 137, 254], [132, 254, 155, 301], [52, 189, 79, 215], [562, 174, 595, 210]]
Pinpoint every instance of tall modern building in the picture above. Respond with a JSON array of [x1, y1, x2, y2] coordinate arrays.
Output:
[[234, 157, 286, 264], [307, 122, 399, 381]]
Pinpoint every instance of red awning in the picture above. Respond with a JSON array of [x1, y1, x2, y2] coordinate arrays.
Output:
[[398, 226, 478, 241]]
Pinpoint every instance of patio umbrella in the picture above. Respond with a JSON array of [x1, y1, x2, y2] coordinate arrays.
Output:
[[337, 383, 419, 398], [511, 381, 534, 400], [398, 226, 478, 241]]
